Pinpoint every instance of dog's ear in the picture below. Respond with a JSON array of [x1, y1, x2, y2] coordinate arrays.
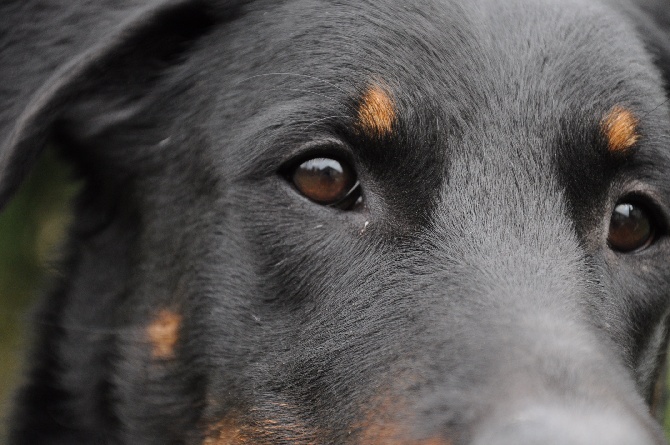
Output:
[[0, 0, 243, 208]]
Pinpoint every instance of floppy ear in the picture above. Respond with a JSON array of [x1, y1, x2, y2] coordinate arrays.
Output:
[[0, 0, 241, 208]]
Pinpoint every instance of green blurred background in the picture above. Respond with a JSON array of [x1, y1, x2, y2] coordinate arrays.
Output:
[[0, 150, 78, 441], [0, 152, 669, 441]]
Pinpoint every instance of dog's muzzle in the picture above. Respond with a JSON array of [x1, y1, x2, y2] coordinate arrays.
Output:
[[470, 403, 663, 445]]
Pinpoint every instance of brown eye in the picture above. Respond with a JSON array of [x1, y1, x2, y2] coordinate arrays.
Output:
[[291, 157, 360, 208], [608, 202, 654, 252]]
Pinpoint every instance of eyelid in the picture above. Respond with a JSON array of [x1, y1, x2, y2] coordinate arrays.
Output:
[[279, 138, 355, 172], [614, 180, 669, 219], [620, 192, 667, 221], [617, 181, 666, 204]]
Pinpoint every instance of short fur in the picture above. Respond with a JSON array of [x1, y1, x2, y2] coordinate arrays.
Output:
[[2, 0, 670, 444]]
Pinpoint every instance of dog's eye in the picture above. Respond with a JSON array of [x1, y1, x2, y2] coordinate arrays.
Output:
[[291, 157, 361, 209], [607, 202, 654, 253]]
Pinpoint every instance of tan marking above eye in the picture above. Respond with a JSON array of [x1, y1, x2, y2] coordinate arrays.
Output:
[[357, 84, 396, 137], [147, 309, 182, 359], [601, 105, 639, 153]]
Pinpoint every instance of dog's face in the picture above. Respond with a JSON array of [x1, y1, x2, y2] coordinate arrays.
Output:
[[3, 0, 670, 444]]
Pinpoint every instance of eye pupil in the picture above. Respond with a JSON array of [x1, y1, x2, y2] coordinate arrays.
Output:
[[608, 202, 653, 252], [292, 157, 359, 207]]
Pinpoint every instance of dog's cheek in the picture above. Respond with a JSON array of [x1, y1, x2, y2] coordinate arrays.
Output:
[[191, 186, 433, 440], [202, 401, 322, 445], [638, 308, 670, 408], [598, 247, 670, 402]]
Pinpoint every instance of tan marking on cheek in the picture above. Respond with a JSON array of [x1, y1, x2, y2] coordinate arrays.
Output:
[[601, 105, 639, 153], [357, 84, 396, 136], [356, 393, 451, 445], [204, 403, 318, 445], [147, 309, 182, 359], [358, 418, 449, 445], [203, 418, 251, 445]]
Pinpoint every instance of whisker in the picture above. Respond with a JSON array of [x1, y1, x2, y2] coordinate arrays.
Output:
[[640, 97, 670, 120]]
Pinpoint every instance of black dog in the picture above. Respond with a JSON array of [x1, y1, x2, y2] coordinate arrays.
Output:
[[2, 0, 670, 443]]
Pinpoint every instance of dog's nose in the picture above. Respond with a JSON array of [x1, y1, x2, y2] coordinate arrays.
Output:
[[469, 403, 664, 445]]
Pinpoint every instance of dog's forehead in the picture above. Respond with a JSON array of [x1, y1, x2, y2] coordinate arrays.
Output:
[[199, 0, 670, 235], [214, 0, 662, 167]]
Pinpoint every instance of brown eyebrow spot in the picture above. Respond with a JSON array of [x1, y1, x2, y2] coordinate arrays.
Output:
[[357, 83, 396, 137], [601, 105, 639, 153], [147, 309, 182, 359]]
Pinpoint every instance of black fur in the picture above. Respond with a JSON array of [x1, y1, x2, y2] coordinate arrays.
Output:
[[2, 0, 670, 444]]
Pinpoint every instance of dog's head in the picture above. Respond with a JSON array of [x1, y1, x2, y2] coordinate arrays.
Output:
[[2, 0, 670, 444]]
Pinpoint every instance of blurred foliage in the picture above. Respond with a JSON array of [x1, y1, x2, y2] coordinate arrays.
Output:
[[0, 149, 79, 441], [0, 150, 670, 441]]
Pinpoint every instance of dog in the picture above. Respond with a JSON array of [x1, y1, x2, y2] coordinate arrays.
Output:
[[2, 0, 670, 443]]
